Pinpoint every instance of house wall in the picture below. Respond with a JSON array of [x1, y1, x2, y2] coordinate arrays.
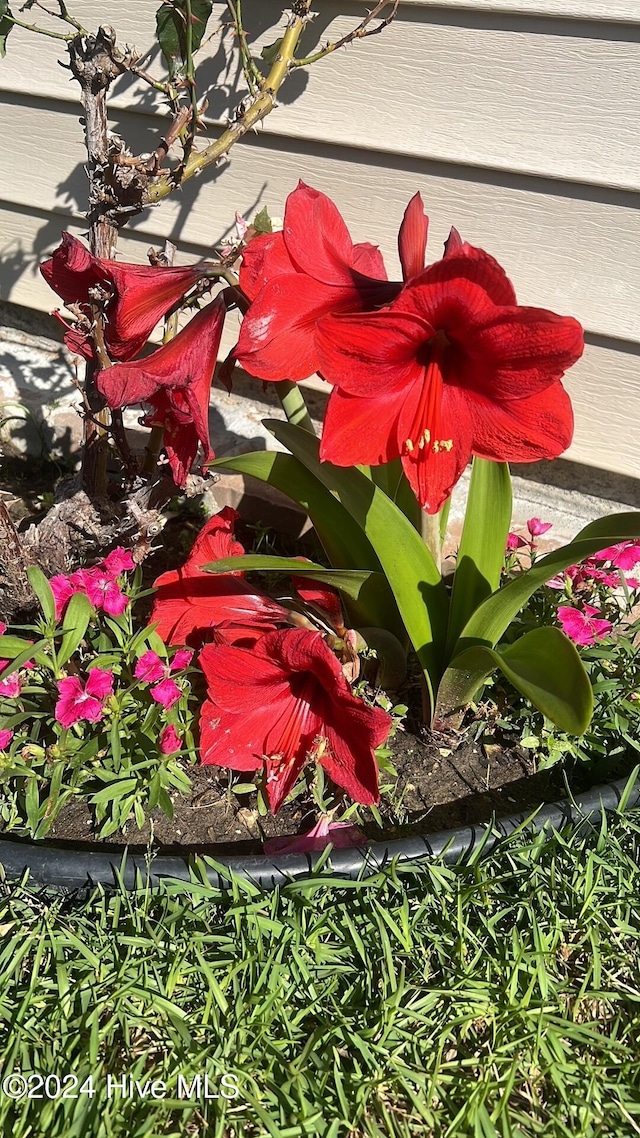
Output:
[[0, 1, 638, 478]]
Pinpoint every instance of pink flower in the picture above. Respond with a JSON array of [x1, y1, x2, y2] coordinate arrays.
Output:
[[558, 605, 612, 647], [103, 547, 136, 575], [506, 532, 527, 551], [171, 649, 193, 672], [0, 622, 6, 636], [134, 649, 191, 705], [595, 541, 640, 572], [0, 669, 21, 698], [263, 816, 366, 855], [527, 517, 553, 538], [50, 574, 78, 620], [159, 724, 182, 755], [55, 667, 114, 728], [135, 650, 166, 683], [150, 677, 182, 709], [0, 728, 13, 750], [75, 567, 129, 616]]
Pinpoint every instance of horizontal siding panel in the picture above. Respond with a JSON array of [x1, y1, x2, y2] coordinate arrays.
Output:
[[0, 4, 639, 189], [0, 98, 638, 344], [398, 1, 640, 20], [2, 206, 639, 480]]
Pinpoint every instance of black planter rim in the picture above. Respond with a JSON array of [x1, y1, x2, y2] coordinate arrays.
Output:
[[0, 768, 638, 893]]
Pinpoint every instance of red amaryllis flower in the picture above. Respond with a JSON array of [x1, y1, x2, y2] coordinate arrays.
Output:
[[96, 299, 226, 487], [150, 507, 288, 649], [198, 628, 391, 811], [235, 182, 400, 382], [316, 247, 584, 513], [41, 232, 210, 362]]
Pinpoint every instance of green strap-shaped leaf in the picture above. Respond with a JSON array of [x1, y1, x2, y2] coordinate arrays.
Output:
[[205, 555, 382, 605], [369, 459, 422, 531], [265, 420, 448, 707], [211, 450, 400, 633], [437, 511, 640, 721], [58, 592, 92, 667], [211, 451, 381, 572], [27, 565, 56, 625], [446, 458, 512, 658], [436, 626, 593, 734]]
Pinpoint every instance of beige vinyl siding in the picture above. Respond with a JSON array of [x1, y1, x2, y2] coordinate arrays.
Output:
[[0, 1, 638, 478]]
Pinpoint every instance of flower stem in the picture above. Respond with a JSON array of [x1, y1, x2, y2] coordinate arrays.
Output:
[[144, 14, 309, 205], [421, 510, 442, 572], [275, 381, 315, 434]]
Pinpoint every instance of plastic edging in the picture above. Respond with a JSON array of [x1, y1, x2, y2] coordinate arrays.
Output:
[[0, 770, 638, 893]]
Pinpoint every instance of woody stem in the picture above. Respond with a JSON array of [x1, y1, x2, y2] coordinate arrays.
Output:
[[144, 14, 310, 205]]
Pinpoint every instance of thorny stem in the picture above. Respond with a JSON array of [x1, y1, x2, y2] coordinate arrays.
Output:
[[226, 0, 262, 94], [144, 10, 312, 204], [3, 14, 77, 40], [180, 0, 200, 171], [291, 0, 400, 68]]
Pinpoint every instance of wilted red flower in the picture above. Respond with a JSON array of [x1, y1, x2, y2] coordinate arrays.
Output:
[[150, 507, 288, 649], [41, 232, 210, 362], [263, 816, 366, 854], [316, 247, 583, 514], [96, 299, 226, 487], [235, 182, 399, 382], [198, 627, 391, 811]]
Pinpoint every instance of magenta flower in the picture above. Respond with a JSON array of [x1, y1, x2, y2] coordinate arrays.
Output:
[[263, 816, 366, 855], [0, 622, 6, 636], [134, 649, 192, 706], [50, 574, 78, 620], [75, 567, 129, 616], [171, 649, 194, 672], [159, 724, 182, 755], [506, 533, 527, 551], [595, 541, 640, 572], [150, 677, 182, 709], [55, 667, 114, 728], [0, 669, 21, 698], [558, 605, 612, 647], [103, 547, 136, 575], [135, 650, 166, 683], [0, 728, 14, 750], [527, 517, 553, 539]]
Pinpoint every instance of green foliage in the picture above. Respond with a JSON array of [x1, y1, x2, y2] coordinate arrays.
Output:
[[252, 205, 273, 234], [3, 814, 640, 1136], [0, 1, 13, 58], [0, 576, 196, 839], [155, 0, 213, 76]]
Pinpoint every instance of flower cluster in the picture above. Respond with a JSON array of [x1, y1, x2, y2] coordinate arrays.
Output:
[[151, 508, 392, 811], [50, 547, 135, 620], [41, 235, 225, 488], [235, 182, 584, 514]]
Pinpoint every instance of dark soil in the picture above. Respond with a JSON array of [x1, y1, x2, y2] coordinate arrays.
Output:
[[45, 727, 570, 856]]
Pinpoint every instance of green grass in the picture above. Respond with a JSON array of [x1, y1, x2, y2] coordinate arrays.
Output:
[[2, 811, 640, 1137]]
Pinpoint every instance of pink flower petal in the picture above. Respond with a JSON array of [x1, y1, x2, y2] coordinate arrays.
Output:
[[0, 728, 14, 749], [151, 677, 182, 709], [263, 817, 366, 855], [159, 724, 182, 755], [135, 651, 166, 683], [170, 649, 194, 673]]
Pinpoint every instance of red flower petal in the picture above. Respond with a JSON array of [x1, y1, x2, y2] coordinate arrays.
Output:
[[316, 309, 429, 396], [398, 382, 474, 514], [467, 380, 574, 463], [397, 192, 429, 281], [320, 386, 405, 467], [240, 230, 294, 302]]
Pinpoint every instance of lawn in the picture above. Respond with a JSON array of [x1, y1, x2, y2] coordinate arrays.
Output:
[[1, 804, 640, 1137]]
